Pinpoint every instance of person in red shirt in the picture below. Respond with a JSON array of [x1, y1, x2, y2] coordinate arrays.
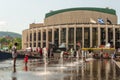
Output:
[[24, 54, 28, 66]]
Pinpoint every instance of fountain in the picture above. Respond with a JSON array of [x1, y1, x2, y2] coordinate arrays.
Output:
[[35, 47, 51, 75], [74, 51, 79, 64], [58, 51, 66, 69], [65, 49, 76, 67]]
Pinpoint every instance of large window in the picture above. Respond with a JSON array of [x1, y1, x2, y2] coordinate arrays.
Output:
[[108, 28, 113, 45], [61, 28, 66, 43], [30, 33, 32, 41], [76, 28, 82, 43], [34, 32, 36, 41], [115, 28, 120, 48], [38, 42, 41, 47], [84, 28, 90, 48], [38, 32, 41, 41], [30, 43, 32, 47], [101, 28, 105, 45], [54, 29, 59, 47], [68, 28, 74, 48], [48, 30, 52, 42], [76, 28, 82, 48], [43, 31, 46, 40], [92, 28, 98, 47]]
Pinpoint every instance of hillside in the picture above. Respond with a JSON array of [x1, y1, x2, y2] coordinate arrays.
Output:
[[0, 31, 21, 38]]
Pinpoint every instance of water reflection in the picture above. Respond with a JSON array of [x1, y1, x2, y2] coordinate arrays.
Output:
[[23, 64, 28, 71], [64, 60, 120, 80], [0, 59, 120, 80], [12, 66, 17, 80]]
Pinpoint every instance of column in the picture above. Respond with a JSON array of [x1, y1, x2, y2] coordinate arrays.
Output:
[[74, 26, 76, 50], [52, 27, 55, 44], [41, 29, 43, 48], [66, 27, 68, 49], [46, 28, 48, 48], [36, 29, 38, 48], [113, 25, 115, 48], [106, 25, 108, 44], [27, 30, 30, 47], [90, 25, 92, 47], [82, 27, 84, 48], [59, 27, 61, 45], [98, 25, 101, 47], [32, 30, 34, 48]]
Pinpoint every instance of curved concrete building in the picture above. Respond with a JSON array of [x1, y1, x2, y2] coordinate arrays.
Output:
[[22, 7, 120, 50]]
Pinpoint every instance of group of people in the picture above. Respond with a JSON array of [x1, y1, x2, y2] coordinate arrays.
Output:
[[35, 47, 54, 59], [12, 43, 29, 67], [11, 43, 54, 67]]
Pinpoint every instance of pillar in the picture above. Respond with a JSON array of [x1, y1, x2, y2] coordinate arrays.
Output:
[[59, 27, 61, 45], [90, 25, 92, 47], [41, 29, 43, 48], [66, 27, 68, 49], [98, 25, 101, 47], [74, 25, 76, 50], [82, 27, 84, 48]]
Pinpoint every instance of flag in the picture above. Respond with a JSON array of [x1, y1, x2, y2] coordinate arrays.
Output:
[[107, 18, 112, 24], [98, 18, 104, 24], [90, 18, 97, 24]]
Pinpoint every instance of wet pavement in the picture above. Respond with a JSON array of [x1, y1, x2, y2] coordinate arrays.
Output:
[[0, 58, 120, 80]]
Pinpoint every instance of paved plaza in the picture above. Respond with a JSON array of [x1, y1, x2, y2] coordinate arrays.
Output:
[[0, 58, 120, 80]]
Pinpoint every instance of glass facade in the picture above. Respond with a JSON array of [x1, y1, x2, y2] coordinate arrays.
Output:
[[23, 25, 120, 49], [61, 28, 66, 43], [84, 28, 90, 48], [43, 31, 46, 41], [101, 28, 105, 45], [108, 28, 113, 46], [115, 28, 120, 48], [76, 28, 82, 48], [38, 31, 41, 41], [34, 32, 36, 41], [68, 28, 74, 48], [30, 33, 32, 41], [54, 29, 59, 47], [92, 28, 98, 47]]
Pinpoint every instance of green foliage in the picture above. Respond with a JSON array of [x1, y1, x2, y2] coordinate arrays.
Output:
[[12, 38, 22, 50], [8, 42, 13, 49], [0, 37, 22, 50]]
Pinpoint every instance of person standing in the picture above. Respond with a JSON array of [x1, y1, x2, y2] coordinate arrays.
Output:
[[24, 54, 28, 66], [12, 43, 18, 66]]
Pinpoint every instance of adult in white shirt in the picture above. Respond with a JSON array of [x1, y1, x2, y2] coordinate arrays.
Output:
[[12, 43, 18, 66]]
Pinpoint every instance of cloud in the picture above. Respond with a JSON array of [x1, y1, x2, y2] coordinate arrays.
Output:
[[0, 21, 8, 31], [0, 21, 7, 26]]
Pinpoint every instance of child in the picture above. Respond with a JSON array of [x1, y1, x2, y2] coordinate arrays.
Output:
[[24, 54, 28, 66]]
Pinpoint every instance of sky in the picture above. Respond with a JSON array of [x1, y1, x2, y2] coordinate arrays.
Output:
[[0, 0, 120, 34]]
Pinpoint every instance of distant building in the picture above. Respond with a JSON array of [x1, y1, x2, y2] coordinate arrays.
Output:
[[22, 7, 120, 50]]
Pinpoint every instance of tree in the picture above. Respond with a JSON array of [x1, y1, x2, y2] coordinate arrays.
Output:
[[13, 38, 22, 50]]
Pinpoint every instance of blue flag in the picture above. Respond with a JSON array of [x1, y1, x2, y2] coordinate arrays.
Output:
[[98, 18, 104, 24]]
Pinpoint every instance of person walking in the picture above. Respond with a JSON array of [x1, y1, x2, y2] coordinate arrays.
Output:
[[12, 43, 18, 67]]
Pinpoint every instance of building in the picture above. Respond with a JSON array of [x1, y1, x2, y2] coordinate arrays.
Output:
[[22, 7, 120, 50]]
